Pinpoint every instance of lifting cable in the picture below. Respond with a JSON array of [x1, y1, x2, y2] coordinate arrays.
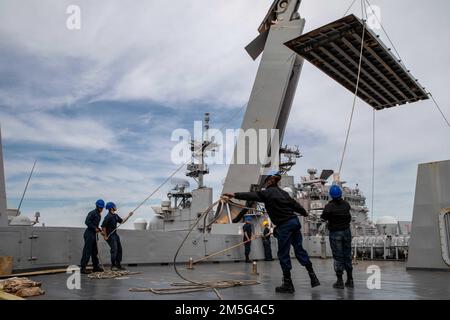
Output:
[[338, 0, 367, 176], [343, 0, 358, 17], [371, 108, 376, 221], [341, 0, 449, 223], [364, 0, 450, 131], [429, 93, 450, 129]]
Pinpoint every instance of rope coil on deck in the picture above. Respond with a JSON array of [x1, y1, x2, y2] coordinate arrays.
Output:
[[88, 270, 140, 279], [129, 198, 265, 299]]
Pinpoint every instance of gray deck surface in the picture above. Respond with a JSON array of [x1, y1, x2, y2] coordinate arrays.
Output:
[[29, 259, 450, 300]]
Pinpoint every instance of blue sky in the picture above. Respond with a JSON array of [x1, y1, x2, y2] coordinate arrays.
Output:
[[1, 0, 449, 227]]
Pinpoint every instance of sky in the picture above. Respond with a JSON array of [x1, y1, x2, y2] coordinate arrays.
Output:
[[0, 0, 449, 228]]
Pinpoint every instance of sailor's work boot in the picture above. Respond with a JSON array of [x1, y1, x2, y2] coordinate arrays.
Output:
[[333, 273, 345, 289], [308, 272, 321, 288], [305, 263, 320, 288], [275, 277, 295, 294], [345, 271, 354, 288], [92, 266, 104, 273]]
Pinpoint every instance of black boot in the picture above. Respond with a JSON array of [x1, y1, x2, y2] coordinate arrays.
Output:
[[245, 255, 252, 263], [345, 270, 354, 288], [333, 273, 345, 289], [305, 263, 320, 288], [92, 266, 104, 273], [275, 276, 295, 294], [117, 264, 126, 271], [308, 272, 321, 288]]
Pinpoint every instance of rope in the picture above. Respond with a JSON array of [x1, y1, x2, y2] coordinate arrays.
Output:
[[91, 233, 141, 279], [371, 108, 375, 222], [429, 93, 450, 129], [129, 199, 260, 299], [338, 17, 367, 175], [89, 270, 139, 279], [193, 234, 263, 264], [343, 0, 358, 17]]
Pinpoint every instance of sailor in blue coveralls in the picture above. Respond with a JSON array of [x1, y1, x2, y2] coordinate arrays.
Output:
[[243, 216, 253, 263], [101, 202, 132, 271], [80, 199, 105, 274]]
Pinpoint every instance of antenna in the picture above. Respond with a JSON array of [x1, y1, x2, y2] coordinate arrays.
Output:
[[17, 159, 37, 215]]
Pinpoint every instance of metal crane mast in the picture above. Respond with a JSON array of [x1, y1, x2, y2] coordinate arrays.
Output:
[[219, 0, 305, 223]]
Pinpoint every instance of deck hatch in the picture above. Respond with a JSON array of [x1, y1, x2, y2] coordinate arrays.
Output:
[[285, 14, 429, 110]]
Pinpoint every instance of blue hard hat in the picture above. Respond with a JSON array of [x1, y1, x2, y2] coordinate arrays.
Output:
[[105, 202, 116, 210], [95, 199, 105, 208], [329, 185, 343, 199], [244, 216, 252, 222], [264, 171, 281, 181]]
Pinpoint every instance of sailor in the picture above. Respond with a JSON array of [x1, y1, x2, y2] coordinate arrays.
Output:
[[80, 199, 105, 274], [321, 185, 354, 289], [101, 202, 132, 271], [261, 220, 274, 261], [243, 216, 253, 263], [223, 171, 320, 293]]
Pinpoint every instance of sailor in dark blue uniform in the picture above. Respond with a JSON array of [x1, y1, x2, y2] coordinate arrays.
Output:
[[101, 202, 132, 271], [80, 199, 105, 274], [262, 220, 274, 261], [224, 171, 320, 293], [243, 216, 253, 263]]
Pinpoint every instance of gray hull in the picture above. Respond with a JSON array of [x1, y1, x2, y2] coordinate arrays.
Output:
[[0, 225, 336, 272]]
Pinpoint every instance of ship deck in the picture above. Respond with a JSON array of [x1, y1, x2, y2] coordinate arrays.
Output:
[[28, 259, 449, 300]]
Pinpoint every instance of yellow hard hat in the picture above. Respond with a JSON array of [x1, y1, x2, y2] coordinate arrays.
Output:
[[263, 220, 269, 226]]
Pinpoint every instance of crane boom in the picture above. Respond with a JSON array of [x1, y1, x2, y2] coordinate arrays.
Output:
[[218, 0, 305, 223]]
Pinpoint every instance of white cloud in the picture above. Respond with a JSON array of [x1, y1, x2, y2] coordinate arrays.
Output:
[[1, 112, 116, 150]]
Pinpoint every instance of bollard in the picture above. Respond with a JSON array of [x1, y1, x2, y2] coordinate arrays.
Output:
[[187, 257, 194, 270], [251, 261, 259, 275]]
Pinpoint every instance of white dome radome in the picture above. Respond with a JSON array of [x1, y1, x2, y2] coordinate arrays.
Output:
[[133, 218, 148, 231]]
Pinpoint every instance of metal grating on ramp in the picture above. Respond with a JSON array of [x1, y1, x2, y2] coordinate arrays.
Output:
[[285, 14, 429, 110]]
